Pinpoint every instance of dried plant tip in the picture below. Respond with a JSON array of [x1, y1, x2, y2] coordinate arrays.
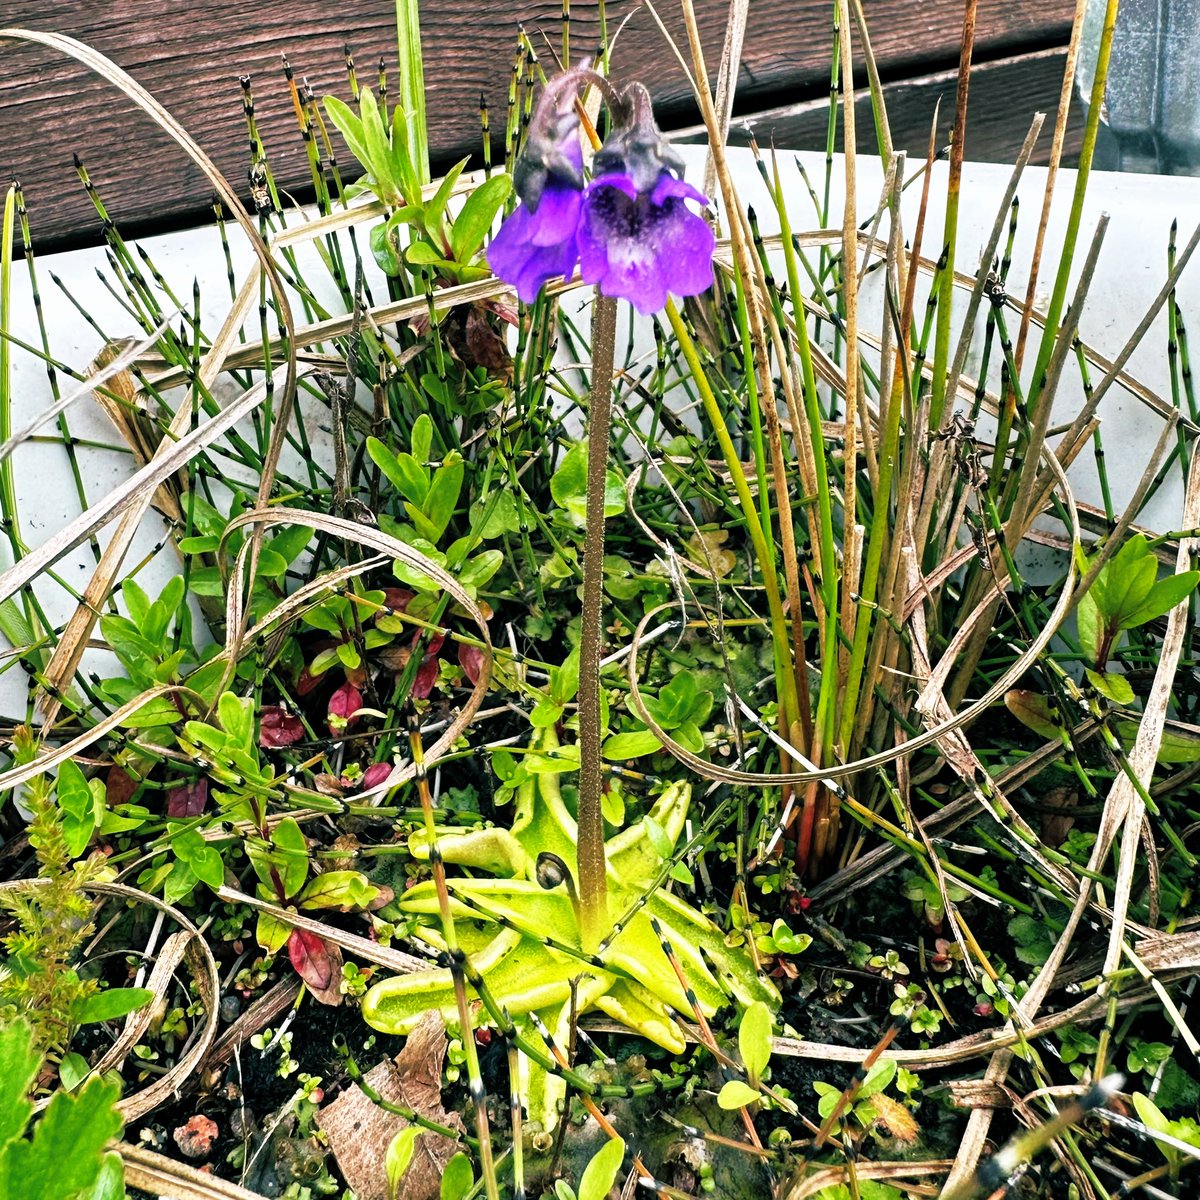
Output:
[[594, 81, 686, 193]]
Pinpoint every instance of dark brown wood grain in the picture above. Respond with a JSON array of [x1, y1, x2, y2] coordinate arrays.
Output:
[[0, 0, 1076, 250], [677, 48, 1084, 167]]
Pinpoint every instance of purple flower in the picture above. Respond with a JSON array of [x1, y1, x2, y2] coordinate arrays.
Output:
[[487, 138, 584, 303], [487, 78, 585, 304], [579, 172, 715, 315], [487, 72, 715, 313]]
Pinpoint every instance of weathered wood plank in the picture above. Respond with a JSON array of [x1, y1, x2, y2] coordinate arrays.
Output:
[[0, 0, 1075, 249], [677, 48, 1084, 167]]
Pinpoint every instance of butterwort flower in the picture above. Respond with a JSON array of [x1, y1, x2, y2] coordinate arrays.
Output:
[[486, 75, 586, 303], [579, 83, 715, 314], [488, 70, 714, 314]]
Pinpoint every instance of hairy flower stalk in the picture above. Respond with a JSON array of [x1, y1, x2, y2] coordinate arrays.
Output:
[[488, 71, 715, 949], [577, 294, 617, 954]]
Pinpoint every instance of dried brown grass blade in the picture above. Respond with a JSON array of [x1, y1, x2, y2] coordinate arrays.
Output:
[[216, 885, 429, 976], [119, 1142, 274, 1200], [0, 880, 221, 1118], [701, 0, 750, 199], [1100, 449, 1200, 974], [0, 319, 173, 463], [626, 431, 1079, 787], [786, 1160, 952, 1200], [0, 514, 491, 809], [38, 339, 196, 724], [0, 363, 299, 613], [0, 28, 297, 719]]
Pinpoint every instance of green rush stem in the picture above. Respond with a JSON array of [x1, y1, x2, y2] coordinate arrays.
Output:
[[336, 1039, 479, 1146], [929, 0, 978, 429], [406, 911, 689, 1103], [772, 165, 837, 761], [910, 252, 944, 404], [480, 93, 492, 174], [409, 720, 500, 1200], [577, 294, 618, 955], [1027, 0, 1118, 423], [940, 1078, 1120, 1200], [15, 186, 96, 562], [806, 1017, 906, 1157], [732, 262, 772, 548], [1177, 293, 1198, 424], [504, 46, 524, 165], [1167, 225, 1197, 511], [837, 168, 905, 752], [597, 0, 609, 76], [599, 794, 736, 955], [663, 299, 799, 744], [984, 302, 1025, 514], [0, 186, 37, 642], [507, 1038, 525, 1200], [240, 76, 284, 215], [1085, 381, 1116, 527]]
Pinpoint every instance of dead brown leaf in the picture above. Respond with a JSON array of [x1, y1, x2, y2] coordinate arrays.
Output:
[[317, 1012, 465, 1200]]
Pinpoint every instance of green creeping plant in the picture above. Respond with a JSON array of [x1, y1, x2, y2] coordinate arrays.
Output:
[[362, 726, 779, 1129]]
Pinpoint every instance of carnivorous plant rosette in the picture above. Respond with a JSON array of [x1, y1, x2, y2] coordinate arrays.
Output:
[[487, 70, 715, 313], [361, 724, 779, 1131]]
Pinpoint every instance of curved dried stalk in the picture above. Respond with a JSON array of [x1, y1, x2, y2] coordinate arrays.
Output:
[[0, 28, 299, 721], [0, 509, 493, 799], [0, 879, 220, 1120], [625, 430, 1080, 787]]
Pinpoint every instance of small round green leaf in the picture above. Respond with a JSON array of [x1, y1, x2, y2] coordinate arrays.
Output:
[[717, 1079, 760, 1110], [577, 1135, 625, 1200]]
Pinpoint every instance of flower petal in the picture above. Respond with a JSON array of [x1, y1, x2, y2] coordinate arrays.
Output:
[[579, 174, 713, 314], [588, 172, 639, 201], [579, 183, 667, 314], [488, 201, 580, 303], [653, 199, 716, 300], [528, 180, 583, 246], [651, 173, 709, 209]]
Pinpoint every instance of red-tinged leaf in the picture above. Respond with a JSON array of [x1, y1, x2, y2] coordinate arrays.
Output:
[[259, 705, 305, 748], [360, 762, 393, 791], [413, 656, 439, 698], [382, 587, 415, 612], [105, 765, 138, 807], [166, 778, 209, 818], [296, 664, 322, 697], [327, 682, 363, 731], [458, 642, 486, 684], [423, 630, 446, 656], [288, 927, 337, 992]]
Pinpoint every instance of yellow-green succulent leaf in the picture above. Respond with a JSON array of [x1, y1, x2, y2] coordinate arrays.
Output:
[[362, 928, 615, 1036], [606, 781, 691, 886], [649, 890, 779, 1008], [593, 979, 687, 1054], [510, 730, 579, 872], [407, 825, 529, 877]]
